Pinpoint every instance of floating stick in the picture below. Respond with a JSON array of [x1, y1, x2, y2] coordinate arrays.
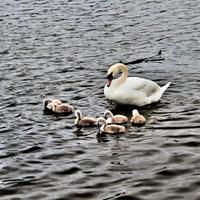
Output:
[[120, 50, 164, 65]]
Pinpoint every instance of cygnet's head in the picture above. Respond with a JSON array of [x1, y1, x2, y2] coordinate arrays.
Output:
[[75, 110, 82, 119], [43, 99, 52, 110], [132, 109, 139, 117], [104, 110, 113, 120], [97, 117, 106, 127]]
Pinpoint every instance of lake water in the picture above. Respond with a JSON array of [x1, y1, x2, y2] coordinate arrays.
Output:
[[0, 0, 200, 199]]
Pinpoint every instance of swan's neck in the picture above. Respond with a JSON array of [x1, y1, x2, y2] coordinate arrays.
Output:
[[112, 65, 128, 88]]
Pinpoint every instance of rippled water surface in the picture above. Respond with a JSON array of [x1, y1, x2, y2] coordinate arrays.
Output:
[[0, 0, 200, 199]]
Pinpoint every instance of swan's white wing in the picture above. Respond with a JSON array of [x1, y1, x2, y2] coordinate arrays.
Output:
[[118, 77, 160, 97]]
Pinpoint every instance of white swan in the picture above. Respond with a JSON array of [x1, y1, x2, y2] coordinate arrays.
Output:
[[104, 63, 171, 106]]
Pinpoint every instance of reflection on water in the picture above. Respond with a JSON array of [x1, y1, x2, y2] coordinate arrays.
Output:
[[0, 0, 200, 199]]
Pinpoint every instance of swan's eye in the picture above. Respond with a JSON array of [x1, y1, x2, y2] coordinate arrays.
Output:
[[113, 71, 121, 79]]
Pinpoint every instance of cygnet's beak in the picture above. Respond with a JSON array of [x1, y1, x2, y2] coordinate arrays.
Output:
[[104, 114, 108, 120], [43, 99, 51, 110]]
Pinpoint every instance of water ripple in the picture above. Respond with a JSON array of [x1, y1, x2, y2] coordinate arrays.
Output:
[[0, 0, 200, 199]]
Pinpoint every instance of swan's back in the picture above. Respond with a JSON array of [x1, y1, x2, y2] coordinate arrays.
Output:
[[113, 77, 160, 105], [120, 77, 160, 95]]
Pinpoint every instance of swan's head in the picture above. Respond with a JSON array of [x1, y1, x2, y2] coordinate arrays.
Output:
[[132, 109, 139, 117], [106, 63, 128, 87], [104, 110, 113, 120], [75, 110, 82, 119]]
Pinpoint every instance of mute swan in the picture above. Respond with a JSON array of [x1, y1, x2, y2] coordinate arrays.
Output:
[[97, 117, 126, 134], [104, 63, 171, 106], [52, 103, 74, 114], [104, 110, 128, 124], [130, 109, 146, 125], [74, 110, 97, 128]]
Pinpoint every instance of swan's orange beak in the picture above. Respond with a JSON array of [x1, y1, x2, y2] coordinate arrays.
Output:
[[107, 73, 113, 87]]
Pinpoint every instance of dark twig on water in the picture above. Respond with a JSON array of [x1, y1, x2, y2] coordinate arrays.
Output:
[[0, 49, 10, 55], [119, 50, 164, 65]]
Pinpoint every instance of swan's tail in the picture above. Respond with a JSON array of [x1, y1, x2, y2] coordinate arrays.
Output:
[[160, 82, 171, 94], [151, 82, 171, 103]]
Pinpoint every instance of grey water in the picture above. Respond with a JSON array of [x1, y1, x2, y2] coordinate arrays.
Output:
[[0, 0, 200, 199]]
